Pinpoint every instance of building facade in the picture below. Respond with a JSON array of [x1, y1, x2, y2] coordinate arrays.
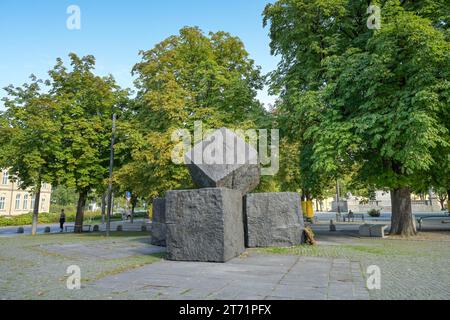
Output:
[[0, 170, 52, 216], [325, 190, 444, 213]]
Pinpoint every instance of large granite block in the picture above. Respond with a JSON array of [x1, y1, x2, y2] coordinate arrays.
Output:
[[151, 198, 167, 247], [185, 128, 260, 195], [166, 188, 245, 262], [359, 224, 388, 238], [245, 193, 305, 247]]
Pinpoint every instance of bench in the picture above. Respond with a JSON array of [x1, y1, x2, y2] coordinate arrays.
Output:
[[417, 216, 450, 231], [343, 213, 365, 222], [65, 225, 92, 233]]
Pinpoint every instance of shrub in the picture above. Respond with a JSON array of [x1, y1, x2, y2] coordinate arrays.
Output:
[[368, 209, 381, 218], [0, 211, 122, 227]]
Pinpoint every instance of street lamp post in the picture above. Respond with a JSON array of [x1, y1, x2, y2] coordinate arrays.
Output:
[[106, 113, 116, 237], [336, 179, 341, 215]]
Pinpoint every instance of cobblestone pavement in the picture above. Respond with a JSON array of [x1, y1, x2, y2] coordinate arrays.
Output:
[[1, 230, 449, 300]]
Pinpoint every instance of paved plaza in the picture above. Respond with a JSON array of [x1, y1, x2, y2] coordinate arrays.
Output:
[[0, 226, 449, 300]]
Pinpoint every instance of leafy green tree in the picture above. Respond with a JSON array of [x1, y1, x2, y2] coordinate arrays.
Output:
[[48, 54, 128, 233], [121, 27, 266, 199], [0, 76, 63, 235], [51, 185, 78, 207], [264, 0, 449, 236]]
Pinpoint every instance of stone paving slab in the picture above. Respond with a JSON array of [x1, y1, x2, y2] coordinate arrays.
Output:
[[89, 253, 370, 300], [41, 242, 165, 259]]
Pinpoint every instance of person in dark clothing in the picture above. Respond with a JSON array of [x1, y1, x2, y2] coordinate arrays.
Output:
[[59, 209, 66, 232]]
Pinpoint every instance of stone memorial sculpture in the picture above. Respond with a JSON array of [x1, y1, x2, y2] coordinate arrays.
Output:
[[155, 127, 305, 263]]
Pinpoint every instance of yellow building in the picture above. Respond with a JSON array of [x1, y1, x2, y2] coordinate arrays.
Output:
[[0, 170, 52, 216]]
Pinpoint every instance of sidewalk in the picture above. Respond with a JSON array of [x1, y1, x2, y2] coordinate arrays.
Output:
[[0, 219, 151, 237]]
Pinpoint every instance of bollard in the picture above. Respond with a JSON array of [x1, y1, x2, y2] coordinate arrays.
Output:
[[330, 220, 336, 232]]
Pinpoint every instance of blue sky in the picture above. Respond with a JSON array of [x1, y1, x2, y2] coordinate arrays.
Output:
[[0, 0, 279, 109]]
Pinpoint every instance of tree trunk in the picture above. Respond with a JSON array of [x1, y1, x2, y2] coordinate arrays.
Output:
[[74, 191, 88, 233], [447, 190, 450, 212], [101, 192, 107, 224], [31, 186, 41, 236], [439, 198, 445, 211], [130, 204, 135, 224], [390, 187, 417, 236]]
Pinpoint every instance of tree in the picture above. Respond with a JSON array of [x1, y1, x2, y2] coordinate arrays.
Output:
[[48, 54, 128, 233], [0, 76, 63, 235], [120, 27, 266, 199], [264, 0, 449, 236]]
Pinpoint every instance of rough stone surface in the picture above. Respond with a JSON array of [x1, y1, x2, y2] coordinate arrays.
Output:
[[185, 128, 260, 195], [151, 198, 167, 247], [166, 188, 245, 262], [245, 193, 305, 248]]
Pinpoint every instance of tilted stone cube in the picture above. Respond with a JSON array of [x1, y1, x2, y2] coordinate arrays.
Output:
[[166, 188, 245, 262], [151, 198, 167, 247], [185, 128, 260, 195], [244, 193, 305, 248]]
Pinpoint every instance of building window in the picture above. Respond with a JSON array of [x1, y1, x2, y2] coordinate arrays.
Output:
[[15, 194, 21, 210], [30, 195, 35, 211], [0, 196, 5, 210], [41, 198, 46, 211], [23, 194, 28, 210], [2, 172, 9, 185]]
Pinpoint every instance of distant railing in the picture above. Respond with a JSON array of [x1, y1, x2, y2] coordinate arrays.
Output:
[[411, 200, 432, 206]]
